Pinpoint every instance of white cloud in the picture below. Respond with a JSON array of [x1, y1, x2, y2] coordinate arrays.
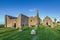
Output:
[[29, 8, 36, 12]]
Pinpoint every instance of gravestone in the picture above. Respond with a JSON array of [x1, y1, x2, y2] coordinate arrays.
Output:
[[30, 29, 36, 35], [19, 27, 22, 31]]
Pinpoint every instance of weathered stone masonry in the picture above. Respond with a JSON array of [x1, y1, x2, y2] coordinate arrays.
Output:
[[5, 10, 57, 28]]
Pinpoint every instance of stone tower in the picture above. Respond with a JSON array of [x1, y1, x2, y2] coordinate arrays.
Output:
[[36, 9, 39, 17], [28, 9, 40, 27], [35, 9, 40, 27]]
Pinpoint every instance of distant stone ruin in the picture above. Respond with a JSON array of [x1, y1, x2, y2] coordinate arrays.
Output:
[[5, 10, 58, 29]]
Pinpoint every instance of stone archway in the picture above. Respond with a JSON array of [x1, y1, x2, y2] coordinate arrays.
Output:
[[46, 22, 48, 25], [14, 23, 16, 28]]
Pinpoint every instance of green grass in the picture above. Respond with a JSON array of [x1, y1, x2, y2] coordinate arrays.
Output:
[[0, 25, 60, 40]]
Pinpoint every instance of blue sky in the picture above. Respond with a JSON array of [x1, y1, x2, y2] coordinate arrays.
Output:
[[0, 0, 60, 24]]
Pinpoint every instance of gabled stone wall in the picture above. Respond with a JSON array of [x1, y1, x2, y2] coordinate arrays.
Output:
[[43, 16, 52, 26], [5, 15, 17, 28]]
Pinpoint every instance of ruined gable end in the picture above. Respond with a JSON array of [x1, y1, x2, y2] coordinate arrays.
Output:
[[5, 15, 17, 28], [43, 16, 52, 26]]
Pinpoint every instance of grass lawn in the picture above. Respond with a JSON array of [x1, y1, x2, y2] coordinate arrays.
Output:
[[0, 25, 60, 40]]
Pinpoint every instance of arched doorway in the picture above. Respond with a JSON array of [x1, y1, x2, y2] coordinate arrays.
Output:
[[14, 23, 16, 28], [46, 22, 48, 25]]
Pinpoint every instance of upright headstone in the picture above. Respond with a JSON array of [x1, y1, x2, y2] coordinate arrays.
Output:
[[30, 29, 36, 35], [19, 27, 22, 31]]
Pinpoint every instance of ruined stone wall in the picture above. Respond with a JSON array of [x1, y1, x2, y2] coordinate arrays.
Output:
[[21, 14, 28, 26], [57, 23, 60, 25], [28, 16, 40, 27], [10, 19, 16, 28], [43, 16, 52, 26], [5, 14, 58, 28], [5, 15, 17, 28], [28, 17, 36, 26], [16, 14, 21, 28], [35, 16, 40, 27], [16, 14, 28, 28], [40, 18, 42, 24], [5, 15, 10, 27], [51, 22, 57, 28]]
